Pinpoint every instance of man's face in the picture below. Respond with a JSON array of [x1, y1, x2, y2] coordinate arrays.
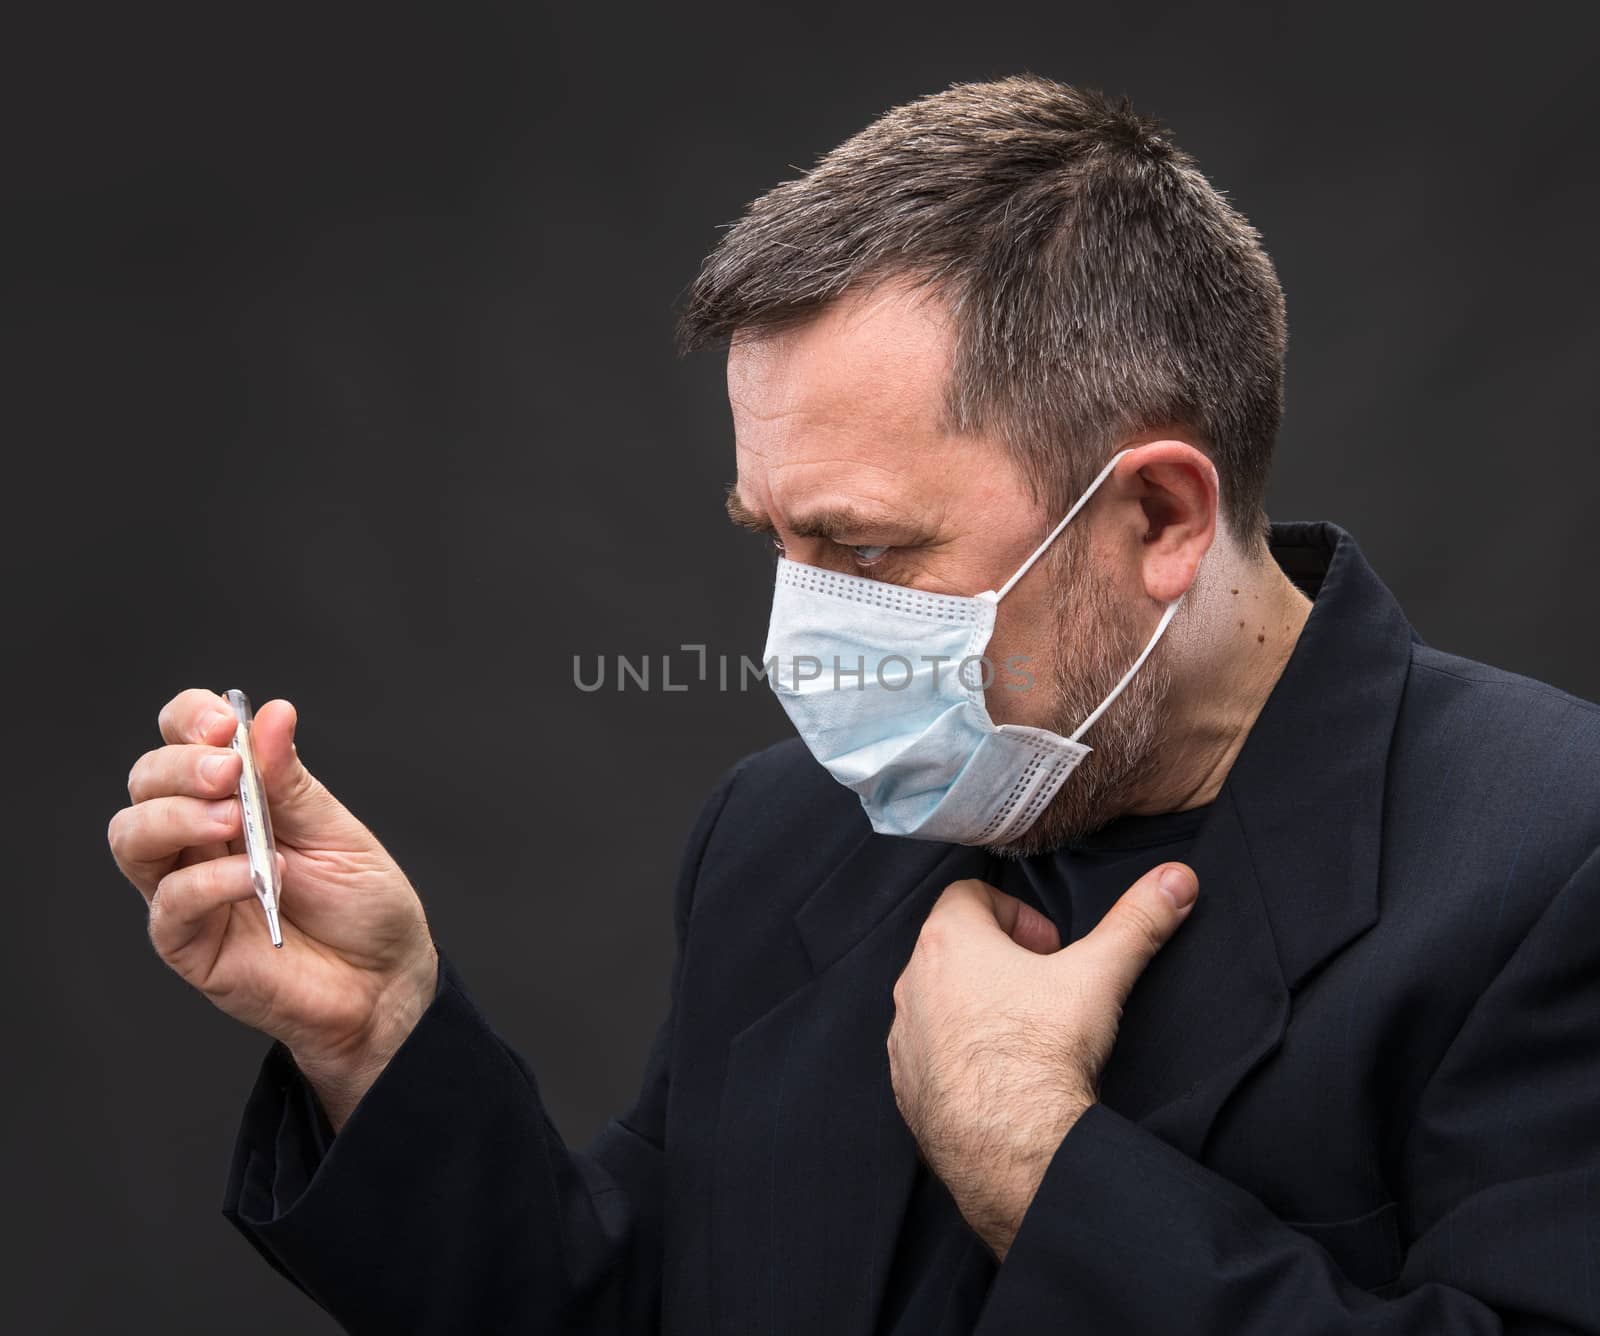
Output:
[[725, 281, 1173, 849]]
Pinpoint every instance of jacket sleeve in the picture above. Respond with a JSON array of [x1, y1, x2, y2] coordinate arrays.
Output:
[[974, 843, 1600, 1336], [220, 763, 742, 1336]]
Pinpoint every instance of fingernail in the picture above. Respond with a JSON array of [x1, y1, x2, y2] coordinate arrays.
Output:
[[1159, 866, 1198, 910], [198, 710, 229, 739], [207, 798, 236, 825], [200, 754, 229, 784]]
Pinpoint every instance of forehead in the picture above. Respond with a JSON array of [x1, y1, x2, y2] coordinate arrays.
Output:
[[726, 281, 954, 443], [726, 282, 970, 507]]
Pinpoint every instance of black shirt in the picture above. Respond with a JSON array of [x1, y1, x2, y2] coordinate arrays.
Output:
[[873, 801, 1213, 1335]]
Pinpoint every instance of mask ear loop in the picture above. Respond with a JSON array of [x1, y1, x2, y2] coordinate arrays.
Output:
[[1067, 593, 1184, 744], [993, 448, 1133, 602], [986, 446, 1188, 742]]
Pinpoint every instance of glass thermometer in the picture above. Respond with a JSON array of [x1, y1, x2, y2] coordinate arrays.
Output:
[[225, 689, 284, 948]]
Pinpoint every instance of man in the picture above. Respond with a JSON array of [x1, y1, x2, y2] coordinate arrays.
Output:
[[108, 75, 1600, 1334]]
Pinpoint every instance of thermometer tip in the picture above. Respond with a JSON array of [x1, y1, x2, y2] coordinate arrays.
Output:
[[265, 903, 283, 949]]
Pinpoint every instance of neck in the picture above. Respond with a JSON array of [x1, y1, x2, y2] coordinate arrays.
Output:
[[1126, 547, 1313, 816]]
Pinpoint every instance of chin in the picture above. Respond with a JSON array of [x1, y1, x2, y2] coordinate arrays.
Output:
[[984, 782, 1123, 856], [987, 682, 1172, 857]]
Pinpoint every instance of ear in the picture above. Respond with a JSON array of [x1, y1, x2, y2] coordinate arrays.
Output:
[[1111, 441, 1218, 604]]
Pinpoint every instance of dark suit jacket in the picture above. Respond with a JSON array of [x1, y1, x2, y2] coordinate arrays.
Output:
[[224, 521, 1600, 1334]]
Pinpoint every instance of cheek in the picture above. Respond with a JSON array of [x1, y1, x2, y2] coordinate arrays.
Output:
[[981, 595, 1059, 727]]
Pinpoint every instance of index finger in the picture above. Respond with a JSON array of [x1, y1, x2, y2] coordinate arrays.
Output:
[[158, 688, 235, 747], [931, 878, 1061, 955]]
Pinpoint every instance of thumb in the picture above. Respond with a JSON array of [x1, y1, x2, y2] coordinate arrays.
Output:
[[1072, 862, 1198, 1003], [247, 698, 344, 842]]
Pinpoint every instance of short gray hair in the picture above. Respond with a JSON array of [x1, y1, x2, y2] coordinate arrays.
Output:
[[676, 74, 1287, 545]]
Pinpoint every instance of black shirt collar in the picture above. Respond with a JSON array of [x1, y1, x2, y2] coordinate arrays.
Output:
[[1032, 520, 1417, 983]]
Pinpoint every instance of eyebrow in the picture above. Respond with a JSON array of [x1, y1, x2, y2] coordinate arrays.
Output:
[[724, 484, 939, 545], [725, 486, 777, 535]]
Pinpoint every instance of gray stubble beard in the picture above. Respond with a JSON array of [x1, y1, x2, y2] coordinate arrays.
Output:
[[986, 537, 1180, 858]]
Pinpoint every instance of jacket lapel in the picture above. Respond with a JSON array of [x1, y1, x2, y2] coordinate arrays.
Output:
[[710, 836, 991, 1336], [1097, 521, 1413, 1151]]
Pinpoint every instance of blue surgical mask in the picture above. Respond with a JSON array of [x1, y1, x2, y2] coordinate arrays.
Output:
[[762, 449, 1183, 845]]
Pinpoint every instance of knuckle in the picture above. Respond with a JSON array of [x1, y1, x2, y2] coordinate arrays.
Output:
[[1116, 901, 1166, 955], [108, 803, 145, 861], [126, 747, 159, 800], [917, 915, 950, 953], [157, 692, 190, 742], [147, 896, 179, 961], [105, 809, 126, 858], [153, 862, 195, 929], [185, 855, 214, 896], [147, 875, 172, 935], [162, 687, 217, 743]]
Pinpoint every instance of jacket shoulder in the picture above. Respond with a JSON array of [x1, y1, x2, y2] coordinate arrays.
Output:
[[727, 736, 858, 808], [1407, 643, 1600, 762], [1410, 643, 1600, 716], [673, 739, 877, 991], [702, 737, 869, 871], [1396, 642, 1600, 866]]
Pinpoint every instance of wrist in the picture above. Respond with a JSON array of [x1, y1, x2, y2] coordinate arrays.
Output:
[[291, 942, 440, 1132], [979, 1092, 1095, 1262]]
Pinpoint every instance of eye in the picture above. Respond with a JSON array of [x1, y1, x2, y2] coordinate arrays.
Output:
[[851, 544, 890, 565]]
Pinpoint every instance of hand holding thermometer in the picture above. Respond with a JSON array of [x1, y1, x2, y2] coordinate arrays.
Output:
[[225, 689, 284, 948]]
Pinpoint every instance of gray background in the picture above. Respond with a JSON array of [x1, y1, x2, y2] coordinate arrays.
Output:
[[7, 1, 1598, 1331]]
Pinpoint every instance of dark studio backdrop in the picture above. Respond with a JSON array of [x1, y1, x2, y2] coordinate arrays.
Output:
[[7, 2, 1599, 1331]]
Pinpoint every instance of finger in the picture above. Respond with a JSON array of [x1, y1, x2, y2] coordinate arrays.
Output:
[[177, 841, 235, 870], [158, 688, 235, 747], [931, 879, 1062, 954], [150, 851, 284, 957], [108, 795, 240, 900], [1071, 862, 1198, 1002], [246, 699, 344, 841], [991, 893, 1061, 955], [127, 744, 242, 804]]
